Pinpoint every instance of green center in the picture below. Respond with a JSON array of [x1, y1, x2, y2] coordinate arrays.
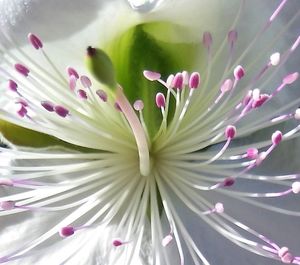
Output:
[[105, 22, 203, 138]]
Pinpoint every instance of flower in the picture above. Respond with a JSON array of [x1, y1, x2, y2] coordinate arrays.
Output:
[[0, 0, 300, 264]]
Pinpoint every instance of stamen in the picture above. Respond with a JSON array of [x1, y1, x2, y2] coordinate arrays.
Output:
[[96, 89, 108, 102], [294, 108, 300, 120], [246, 148, 259, 159], [133, 100, 144, 111], [215, 79, 233, 104], [16, 98, 28, 107], [8, 79, 18, 92], [67, 67, 79, 79], [69, 75, 77, 91], [225, 125, 236, 139], [143, 70, 161, 81], [271, 130, 282, 145], [292, 182, 300, 194], [162, 234, 173, 247], [41, 101, 55, 112], [202, 31, 213, 52], [15, 63, 30, 77], [278, 247, 294, 264], [223, 177, 235, 187], [80, 75, 92, 88], [156, 93, 166, 108], [228, 30, 238, 50], [59, 226, 75, 237], [172, 72, 184, 90], [112, 238, 129, 247], [166, 74, 174, 88], [54, 105, 69, 118], [0, 201, 15, 210], [233, 65, 245, 81], [182, 71, 189, 86], [221, 79, 233, 93], [283, 72, 299, 85], [77, 89, 88, 100], [208, 177, 236, 190], [214, 202, 224, 213], [270, 52, 280, 66], [203, 202, 224, 215], [188, 72, 200, 89], [0, 178, 14, 187], [17, 105, 28, 118], [28, 33, 43, 50]]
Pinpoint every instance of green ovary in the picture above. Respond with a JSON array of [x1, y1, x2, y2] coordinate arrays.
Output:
[[104, 22, 203, 138]]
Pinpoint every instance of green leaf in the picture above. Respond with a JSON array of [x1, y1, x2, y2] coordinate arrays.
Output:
[[0, 120, 95, 152]]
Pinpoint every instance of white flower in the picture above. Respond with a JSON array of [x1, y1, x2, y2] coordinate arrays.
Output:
[[0, 0, 300, 264]]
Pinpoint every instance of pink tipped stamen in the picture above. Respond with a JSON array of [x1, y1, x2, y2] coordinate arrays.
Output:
[[292, 182, 300, 194], [203, 202, 224, 215], [17, 105, 28, 118], [96, 89, 108, 102], [156, 92, 166, 109], [15, 64, 30, 77], [209, 177, 235, 190], [133, 100, 144, 111], [16, 98, 28, 107], [41, 101, 55, 112], [252, 94, 270, 108], [278, 247, 295, 264], [246, 148, 259, 159], [54, 105, 69, 118], [189, 72, 200, 89], [182, 71, 189, 86], [172, 73, 184, 90], [0, 178, 14, 187], [203, 31, 213, 52], [162, 234, 173, 247], [8, 79, 18, 92], [221, 79, 233, 93], [67, 67, 79, 79], [283, 72, 299, 85], [270, 52, 281, 66], [166, 74, 174, 88], [80, 75, 92, 88], [205, 126, 236, 164], [143, 70, 161, 81], [233, 65, 245, 81], [228, 30, 238, 50], [294, 109, 300, 120], [112, 238, 130, 247], [77, 89, 88, 100], [0, 178, 44, 188], [271, 130, 283, 145], [28, 33, 43, 50], [59, 226, 75, 237], [0, 201, 15, 210], [215, 79, 233, 104], [69, 75, 77, 91], [225, 125, 236, 139], [0, 200, 42, 211]]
